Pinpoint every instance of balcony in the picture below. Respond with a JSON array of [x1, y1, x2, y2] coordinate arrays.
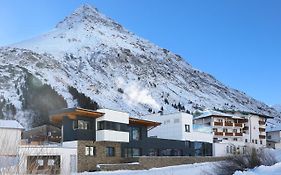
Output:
[[234, 133, 243, 137], [259, 128, 266, 132], [259, 135, 266, 139], [225, 122, 234, 127], [225, 132, 234, 136], [243, 126, 249, 130], [234, 123, 243, 127], [214, 132, 224, 136], [214, 122, 223, 126], [259, 121, 266, 125]]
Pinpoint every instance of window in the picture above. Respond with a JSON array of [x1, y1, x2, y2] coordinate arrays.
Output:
[[37, 159, 44, 166], [148, 148, 158, 156], [185, 124, 190, 132], [267, 135, 272, 139], [106, 147, 115, 157], [252, 139, 254, 143], [124, 148, 142, 157], [73, 120, 90, 130], [97, 121, 128, 132], [85, 146, 96, 156], [223, 128, 228, 133], [130, 127, 141, 141], [48, 159, 55, 166], [260, 140, 263, 145], [233, 129, 237, 133], [233, 138, 238, 141], [245, 139, 248, 143], [255, 140, 258, 144], [164, 120, 170, 125], [226, 146, 230, 153], [174, 118, 180, 123]]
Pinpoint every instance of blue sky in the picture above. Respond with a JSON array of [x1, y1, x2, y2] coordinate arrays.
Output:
[[0, 0, 280, 105]]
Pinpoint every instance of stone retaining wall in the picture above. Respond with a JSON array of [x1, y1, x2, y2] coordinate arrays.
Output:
[[139, 156, 227, 169], [98, 156, 226, 171]]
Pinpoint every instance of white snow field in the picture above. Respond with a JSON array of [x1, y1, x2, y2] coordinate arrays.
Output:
[[80, 162, 215, 175]]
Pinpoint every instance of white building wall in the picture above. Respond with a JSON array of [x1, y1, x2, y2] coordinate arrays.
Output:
[[0, 128, 22, 156], [97, 109, 129, 124], [18, 145, 77, 174], [96, 109, 129, 142], [147, 113, 213, 143], [96, 130, 129, 142]]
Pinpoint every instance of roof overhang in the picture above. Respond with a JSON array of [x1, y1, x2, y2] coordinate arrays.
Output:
[[129, 117, 161, 128], [49, 107, 104, 124]]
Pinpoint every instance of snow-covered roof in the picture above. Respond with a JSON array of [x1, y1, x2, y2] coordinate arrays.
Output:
[[0, 120, 24, 130], [194, 110, 242, 120]]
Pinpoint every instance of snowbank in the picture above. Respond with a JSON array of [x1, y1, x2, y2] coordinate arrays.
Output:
[[80, 162, 215, 175], [234, 162, 281, 175]]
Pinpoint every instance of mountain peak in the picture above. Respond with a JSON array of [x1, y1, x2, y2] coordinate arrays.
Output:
[[55, 4, 123, 31]]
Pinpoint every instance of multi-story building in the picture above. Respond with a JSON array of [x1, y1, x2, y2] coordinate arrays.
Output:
[[193, 110, 269, 156], [9, 108, 212, 173]]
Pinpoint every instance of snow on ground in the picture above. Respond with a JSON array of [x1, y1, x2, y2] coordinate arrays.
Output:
[[234, 162, 281, 175], [80, 149, 281, 175], [80, 162, 215, 175]]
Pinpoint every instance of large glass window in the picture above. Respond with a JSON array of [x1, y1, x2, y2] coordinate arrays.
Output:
[[129, 127, 141, 141], [106, 147, 115, 157], [148, 148, 158, 156], [124, 148, 142, 157], [97, 121, 128, 132], [73, 120, 90, 130]]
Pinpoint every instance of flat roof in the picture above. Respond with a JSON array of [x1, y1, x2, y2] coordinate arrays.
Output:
[[50, 107, 104, 123]]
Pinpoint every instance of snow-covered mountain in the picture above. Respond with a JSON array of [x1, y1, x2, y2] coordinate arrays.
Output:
[[273, 105, 281, 113], [0, 4, 279, 127]]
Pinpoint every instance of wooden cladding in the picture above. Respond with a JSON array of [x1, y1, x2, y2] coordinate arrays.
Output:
[[259, 121, 266, 125], [225, 132, 234, 136], [225, 122, 234, 126], [214, 122, 223, 126], [235, 133, 243, 136], [259, 135, 266, 139], [259, 128, 266, 132], [214, 132, 224, 136], [234, 123, 243, 127]]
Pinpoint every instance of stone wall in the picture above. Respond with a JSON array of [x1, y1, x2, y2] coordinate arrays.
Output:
[[98, 156, 227, 171], [77, 141, 122, 172]]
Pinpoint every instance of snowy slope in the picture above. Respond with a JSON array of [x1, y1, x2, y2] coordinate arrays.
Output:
[[0, 4, 280, 127], [273, 105, 281, 113]]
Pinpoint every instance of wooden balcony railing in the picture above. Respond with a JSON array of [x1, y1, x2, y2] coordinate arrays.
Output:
[[214, 132, 224, 136], [225, 132, 234, 136], [225, 122, 234, 126], [214, 122, 223, 126], [259, 135, 266, 139], [259, 128, 266, 132], [235, 133, 243, 136], [234, 123, 243, 127], [259, 121, 266, 125]]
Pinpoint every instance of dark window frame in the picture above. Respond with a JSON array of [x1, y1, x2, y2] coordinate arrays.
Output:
[[106, 147, 115, 157]]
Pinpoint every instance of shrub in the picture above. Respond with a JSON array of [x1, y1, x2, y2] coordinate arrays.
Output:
[[213, 148, 277, 175]]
